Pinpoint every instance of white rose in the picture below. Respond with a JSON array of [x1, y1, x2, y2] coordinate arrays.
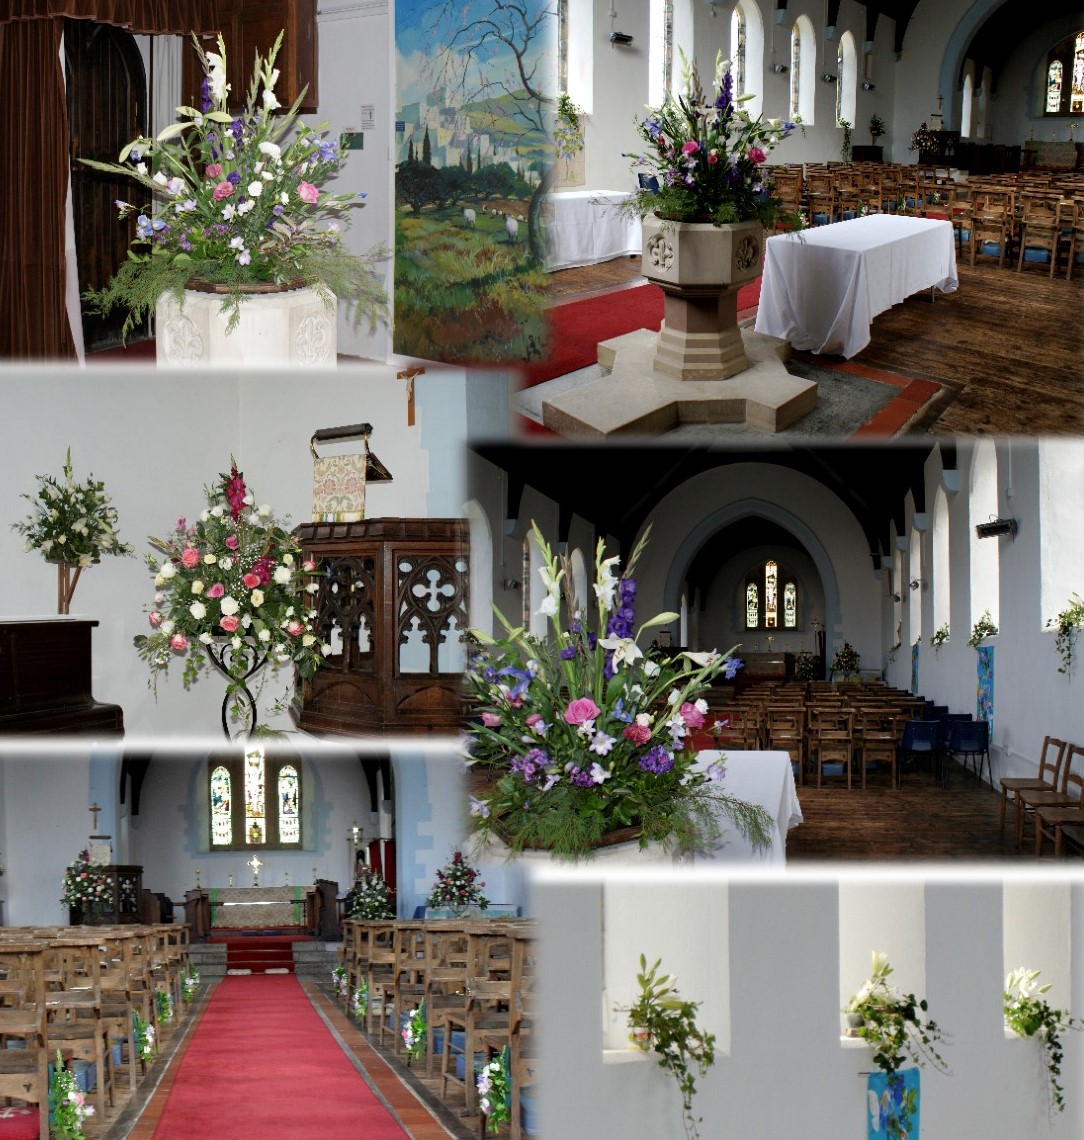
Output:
[[203, 553, 217, 565], [218, 557, 233, 570], [200, 510, 210, 522], [231, 636, 243, 649], [220, 596, 240, 616], [241, 613, 252, 628], [191, 581, 204, 595], [273, 566, 292, 584], [247, 181, 264, 198], [259, 504, 272, 517], [250, 589, 265, 607], [305, 582, 319, 594], [302, 633, 316, 647], [257, 628, 271, 643], [198, 632, 214, 645], [189, 601, 207, 619], [158, 562, 176, 579], [283, 553, 295, 567], [258, 141, 281, 160], [160, 620, 175, 635], [210, 506, 223, 518]]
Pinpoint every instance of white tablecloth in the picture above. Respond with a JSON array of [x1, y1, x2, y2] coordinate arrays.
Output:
[[754, 215, 958, 358], [542, 190, 642, 271], [690, 750, 803, 865]]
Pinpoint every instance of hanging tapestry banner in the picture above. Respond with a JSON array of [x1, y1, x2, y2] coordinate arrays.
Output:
[[976, 645, 994, 737], [911, 640, 920, 696], [867, 1067, 921, 1139]]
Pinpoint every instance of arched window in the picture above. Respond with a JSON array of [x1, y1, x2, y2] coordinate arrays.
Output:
[[1043, 29, 1084, 115], [961, 70, 974, 137], [908, 527, 924, 645], [557, 0, 568, 95], [208, 748, 303, 851], [931, 485, 950, 635], [790, 16, 816, 123], [649, 0, 674, 108], [1073, 31, 1083, 114], [745, 559, 798, 630], [1039, 439, 1084, 631], [969, 440, 1000, 632], [1047, 61, 1064, 114], [731, 5, 746, 97], [837, 31, 856, 127]]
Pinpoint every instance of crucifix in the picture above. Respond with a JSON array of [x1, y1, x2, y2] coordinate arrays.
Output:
[[396, 366, 425, 426], [247, 854, 263, 886], [89, 803, 101, 830]]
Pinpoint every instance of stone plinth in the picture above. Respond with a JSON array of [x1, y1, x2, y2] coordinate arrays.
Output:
[[542, 326, 817, 437]]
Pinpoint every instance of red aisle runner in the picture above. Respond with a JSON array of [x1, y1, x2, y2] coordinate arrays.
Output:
[[152, 975, 406, 1139]]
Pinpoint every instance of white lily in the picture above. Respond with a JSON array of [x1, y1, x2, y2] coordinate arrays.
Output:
[[598, 635, 643, 670]]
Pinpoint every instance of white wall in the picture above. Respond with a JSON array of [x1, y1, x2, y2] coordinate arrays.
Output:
[[0, 366, 468, 738], [537, 875, 1084, 1139]]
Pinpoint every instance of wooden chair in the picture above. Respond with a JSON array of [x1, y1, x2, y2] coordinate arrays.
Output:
[[855, 708, 899, 788], [999, 735, 1067, 833], [1063, 199, 1084, 281], [810, 710, 855, 788], [0, 942, 50, 1140], [442, 974, 512, 1112], [363, 921, 397, 1040], [390, 922, 428, 1057], [969, 188, 1014, 267], [1015, 198, 1061, 276], [423, 924, 471, 1077], [1019, 744, 1084, 852]]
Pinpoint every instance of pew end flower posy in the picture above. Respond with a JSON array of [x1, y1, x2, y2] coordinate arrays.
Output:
[[79, 32, 387, 337], [465, 523, 772, 860], [622, 49, 801, 230]]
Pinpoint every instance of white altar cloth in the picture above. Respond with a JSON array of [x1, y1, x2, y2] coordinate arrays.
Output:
[[754, 215, 958, 358], [542, 190, 641, 271]]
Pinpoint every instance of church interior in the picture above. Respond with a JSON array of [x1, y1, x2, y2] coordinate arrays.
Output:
[[1, 1, 1083, 1138]]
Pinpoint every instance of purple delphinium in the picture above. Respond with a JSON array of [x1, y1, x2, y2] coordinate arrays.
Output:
[[714, 69, 734, 118], [511, 748, 550, 784], [604, 577, 637, 680], [564, 764, 595, 789], [199, 77, 212, 113], [560, 646, 577, 660], [639, 745, 675, 774]]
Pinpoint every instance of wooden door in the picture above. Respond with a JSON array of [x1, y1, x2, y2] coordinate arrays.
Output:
[[65, 20, 147, 352]]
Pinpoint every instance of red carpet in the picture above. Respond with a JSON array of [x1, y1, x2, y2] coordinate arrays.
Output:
[[151, 975, 406, 1139], [524, 278, 761, 387], [208, 935, 310, 973]]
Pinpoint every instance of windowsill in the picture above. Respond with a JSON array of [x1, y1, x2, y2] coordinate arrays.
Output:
[[840, 1035, 870, 1050], [602, 1047, 650, 1065]]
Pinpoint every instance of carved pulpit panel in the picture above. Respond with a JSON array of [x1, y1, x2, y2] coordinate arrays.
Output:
[[293, 518, 468, 736]]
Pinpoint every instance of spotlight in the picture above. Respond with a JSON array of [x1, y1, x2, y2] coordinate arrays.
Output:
[[975, 518, 1018, 540], [610, 31, 633, 45], [773, 63, 789, 74], [862, 81, 876, 91], [822, 73, 838, 83]]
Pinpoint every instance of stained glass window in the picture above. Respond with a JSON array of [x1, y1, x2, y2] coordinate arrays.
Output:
[[1073, 32, 1084, 113], [557, 0, 568, 96], [210, 765, 232, 847], [278, 765, 300, 844], [746, 582, 759, 628], [790, 24, 801, 120], [765, 561, 778, 628], [746, 561, 799, 631], [1047, 61, 1064, 114], [732, 6, 746, 98], [836, 42, 844, 122], [209, 752, 301, 850], [245, 750, 266, 845]]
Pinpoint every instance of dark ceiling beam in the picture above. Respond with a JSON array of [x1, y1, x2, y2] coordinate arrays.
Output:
[[120, 752, 152, 816], [826, 0, 842, 30], [864, 6, 879, 48]]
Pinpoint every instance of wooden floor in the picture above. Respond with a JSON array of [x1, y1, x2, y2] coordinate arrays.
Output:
[[786, 756, 1081, 863], [549, 252, 1084, 435]]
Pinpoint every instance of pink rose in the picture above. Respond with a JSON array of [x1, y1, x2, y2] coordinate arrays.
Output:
[[623, 721, 651, 745], [563, 697, 600, 725], [707, 151, 719, 166], [213, 180, 235, 200], [302, 560, 317, 573], [297, 181, 319, 204], [206, 583, 225, 599], [219, 615, 239, 633], [748, 146, 766, 164], [525, 713, 543, 727], [205, 163, 222, 179], [285, 620, 305, 636], [225, 535, 240, 550], [148, 611, 163, 627], [180, 547, 200, 569], [243, 572, 261, 589], [681, 140, 699, 156], [170, 634, 188, 652], [481, 711, 501, 728], [680, 702, 706, 730]]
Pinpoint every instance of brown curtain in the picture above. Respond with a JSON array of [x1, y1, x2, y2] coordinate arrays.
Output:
[[0, 2, 220, 359]]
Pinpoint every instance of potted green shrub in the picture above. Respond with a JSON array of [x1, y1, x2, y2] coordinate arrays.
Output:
[[869, 114, 886, 146], [1004, 967, 1082, 1113], [968, 611, 998, 648], [1047, 593, 1084, 675], [628, 954, 716, 1140]]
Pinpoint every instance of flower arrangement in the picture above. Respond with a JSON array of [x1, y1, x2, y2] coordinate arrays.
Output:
[[909, 123, 939, 152], [622, 49, 798, 228], [1046, 593, 1084, 675], [60, 850, 111, 915], [793, 650, 819, 682], [831, 641, 861, 679], [554, 92, 585, 170], [930, 623, 950, 653], [628, 954, 716, 1140], [869, 114, 887, 144], [347, 867, 395, 920], [402, 1003, 426, 1062], [133, 1009, 156, 1062], [155, 988, 174, 1024], [79, 33, 387, 338], [132, 460, 327, 730], [1004, 967, 1082, 1114], [351, 981, 368, 1022], [845, 952, 948, 1074], [467, 523, 771, 860], [887, 641, 902, 664], [50, 1050, 95, 1139], [425, 851, 489, 912], [969, 610, 998, 648], [477, 1048, 512, 1134], [182, 965, 200, 1001], [332, 962, 348, 1000], [11, 448, 132, 614]]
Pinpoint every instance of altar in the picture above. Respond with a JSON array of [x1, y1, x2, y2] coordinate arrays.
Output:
[[184, 886, 318, 936]]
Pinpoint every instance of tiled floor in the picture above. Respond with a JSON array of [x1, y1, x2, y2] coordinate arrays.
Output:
[[94, 979, 477, 1140]]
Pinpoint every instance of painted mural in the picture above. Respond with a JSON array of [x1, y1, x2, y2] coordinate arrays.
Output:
[[394, 0, 552, 364]]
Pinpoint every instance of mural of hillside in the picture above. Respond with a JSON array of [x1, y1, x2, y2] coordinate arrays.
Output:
[[394, 0, 552, 364]]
